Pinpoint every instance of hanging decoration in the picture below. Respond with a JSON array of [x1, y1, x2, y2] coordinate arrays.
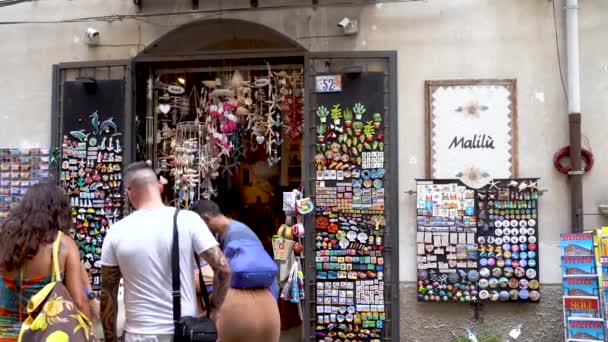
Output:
[[153, 65, 304, 205]]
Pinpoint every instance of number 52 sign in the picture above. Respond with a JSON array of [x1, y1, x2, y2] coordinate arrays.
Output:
[[315, 75, 342, 93]]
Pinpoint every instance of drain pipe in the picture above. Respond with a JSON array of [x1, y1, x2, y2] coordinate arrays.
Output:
[[566, 0, 584, 232]]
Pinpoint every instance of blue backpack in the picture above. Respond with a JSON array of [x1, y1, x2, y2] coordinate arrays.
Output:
[[224, 239, 278, 289]]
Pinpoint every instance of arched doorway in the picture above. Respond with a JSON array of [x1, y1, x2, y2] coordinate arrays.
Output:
[[134, 18, 308, 341]]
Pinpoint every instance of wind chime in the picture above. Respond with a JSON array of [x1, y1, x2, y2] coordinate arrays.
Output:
[[173, 122, 202, 208]]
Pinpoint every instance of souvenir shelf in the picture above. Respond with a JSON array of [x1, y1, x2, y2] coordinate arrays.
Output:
[[0, 147, 51, 219], [416, 178, 540, 303], [313, 102, 387, 341], [60, 112, 124, 295]]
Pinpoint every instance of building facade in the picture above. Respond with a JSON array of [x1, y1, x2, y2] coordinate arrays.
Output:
[[1, 0, 608, 340]]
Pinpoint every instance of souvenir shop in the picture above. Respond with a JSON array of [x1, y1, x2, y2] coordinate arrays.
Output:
[[46, 19, 400, 341]]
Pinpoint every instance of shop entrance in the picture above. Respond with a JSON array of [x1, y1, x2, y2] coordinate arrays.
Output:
[[52, 18, 399, 342]]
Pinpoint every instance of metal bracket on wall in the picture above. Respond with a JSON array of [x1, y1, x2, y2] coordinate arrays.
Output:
[[471, 302, 482, 320]]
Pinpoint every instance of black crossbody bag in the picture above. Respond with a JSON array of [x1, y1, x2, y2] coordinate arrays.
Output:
[[172, 209, 218, 341]]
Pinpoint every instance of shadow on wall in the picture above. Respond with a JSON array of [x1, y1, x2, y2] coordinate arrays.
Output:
[[399, 283, 563, 342]]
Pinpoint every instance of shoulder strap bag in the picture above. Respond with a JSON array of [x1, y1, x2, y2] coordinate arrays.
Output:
[[172, 209, 218, 342]]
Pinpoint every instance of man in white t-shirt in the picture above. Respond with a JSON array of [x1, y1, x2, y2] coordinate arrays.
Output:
[[100, 162, 231, 342]]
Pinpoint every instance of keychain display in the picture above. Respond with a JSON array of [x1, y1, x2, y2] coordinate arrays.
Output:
[[0, 147, 50, 219], [60, 111, 124, 295], [416, 178, 540, 303], [314, 102, 386, 341]]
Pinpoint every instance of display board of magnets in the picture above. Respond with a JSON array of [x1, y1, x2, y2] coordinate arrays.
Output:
[[60, 111, 124, 296], [312, 72, 388, 340], [0, 147, 51, 219], [416, 178, 540, 303]]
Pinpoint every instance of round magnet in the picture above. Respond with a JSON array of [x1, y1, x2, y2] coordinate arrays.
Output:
[[529, 290, 540, 302], [529, 279, 540, 289], [529, 236, 537, 244], [479, 290, 490, 300], [468, 270, 480, 282], [495, 229, 503, 237], [509, 278, 519, 289], [519, 235, 527, 243], [89, 137, 97, 146], [487, 237, 495, 244], [520, 244, 528, 252], [503, 244, 511, 251], [519, 259, 528, 268], [528, 219, 536, 227], [503, 228, 511, 237], [504, 250, 512, 258], [512, 260, 521, 268], [495, 238, 503, 245], [519, 279, 529, 289], [512, 252, 520, 260], [488, 258, 497, 267], [479, 258, 488, 267], [498, 277, 509, 288], [528, 259, 537, 268], [509, 220, 517, 228], [495, 220, 503, 228], [519, 220, 528, 228], [488, 278, 498, 288], [519, 289, 529, 300], [502, 220, 510, 228], [357, 232, 368, 243], [510, 236, 519, 244], [526, 269, 537, 279], [492, 268, 502, 277], [495, 259, 504, 267], [512, 244, 520, 252], [510, 228, 519, 236], [528, 243, 537, 251], [515, 267, 526, 278], [509, 289, 520, 300], [478, 279, 489, 289], [519, 227, 527, 236], [480, 268, 490, 278], [373, 179, 383, 188], [504, 259, 512, 267], [527, 228, 536, 236], [528, 251, 536, 259], [520, 252, 528, 260], [347, 306, 356, 314], [478, 236, 486, 244], [499, 290, 510, 301]]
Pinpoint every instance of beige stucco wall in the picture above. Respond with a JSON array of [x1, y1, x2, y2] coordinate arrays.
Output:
[[1, 0, 607, 340]]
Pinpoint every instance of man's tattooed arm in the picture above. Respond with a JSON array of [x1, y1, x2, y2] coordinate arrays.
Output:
[[100, 266, 121, 342], [200, 246, 231, 310]]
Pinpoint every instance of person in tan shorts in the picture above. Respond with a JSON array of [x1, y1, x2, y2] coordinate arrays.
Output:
[[194, 200, 280, 342]]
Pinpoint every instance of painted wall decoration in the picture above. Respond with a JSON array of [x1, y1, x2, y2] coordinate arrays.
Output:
[[416, 178, 539, 303], [0, 147, 51, 219], [425, 80, 518, 187]]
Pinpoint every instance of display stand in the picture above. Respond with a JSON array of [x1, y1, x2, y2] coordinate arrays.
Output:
[[416, 178, 540, 303]]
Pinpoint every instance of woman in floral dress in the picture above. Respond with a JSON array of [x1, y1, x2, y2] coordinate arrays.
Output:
[[0, 183, 91, 341]]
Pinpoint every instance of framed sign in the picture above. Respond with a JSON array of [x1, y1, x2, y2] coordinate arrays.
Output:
[[425, 79, 518, 185]]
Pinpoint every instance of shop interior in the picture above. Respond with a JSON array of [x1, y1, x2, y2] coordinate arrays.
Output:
[[134, 56, 306, 332]]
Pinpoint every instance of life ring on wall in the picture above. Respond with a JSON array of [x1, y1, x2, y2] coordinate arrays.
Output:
[[553, 146, 594, 174]]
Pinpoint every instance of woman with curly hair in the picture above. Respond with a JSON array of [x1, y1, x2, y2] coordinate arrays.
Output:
[[0, 182, 91, 341]]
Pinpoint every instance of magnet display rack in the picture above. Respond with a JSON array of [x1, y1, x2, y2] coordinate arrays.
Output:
[[416, 178, 540, 304], [0, 148, 51, 220], [59, 112, 124, 296]]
